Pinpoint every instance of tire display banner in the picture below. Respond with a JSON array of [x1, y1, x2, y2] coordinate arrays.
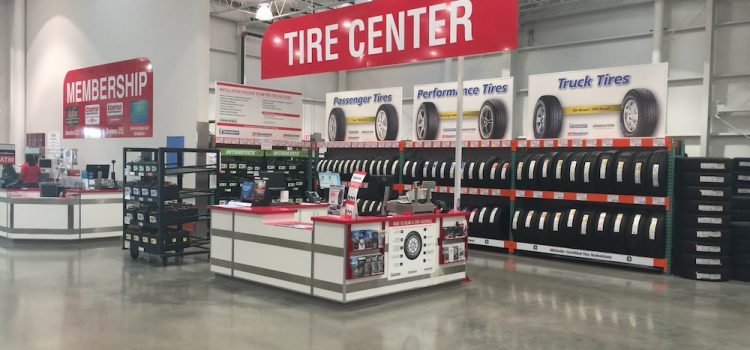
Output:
[[412, 78, 514, 141], [526, 63, 668, 139], [63, 57, 153, 139], [261, 0, 518, 79], [325, 87, 403, 142], [387, 220, 439, 281], [215, 82, 303, 144]]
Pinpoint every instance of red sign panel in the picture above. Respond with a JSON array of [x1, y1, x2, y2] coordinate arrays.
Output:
[[0, 149, 15, 165], [63, 58, 153, 139], [262, 0, 518, 79]]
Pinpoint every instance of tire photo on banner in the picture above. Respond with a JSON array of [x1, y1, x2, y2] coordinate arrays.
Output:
[[325, 88, 403, 142], [413, 78, 514, 141], [526, 63, 668, 140]]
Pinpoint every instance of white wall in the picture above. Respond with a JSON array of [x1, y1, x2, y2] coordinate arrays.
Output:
[[0, 0, 10, 143], [210, 0, 750, 157], [25, 0, 210, 174]]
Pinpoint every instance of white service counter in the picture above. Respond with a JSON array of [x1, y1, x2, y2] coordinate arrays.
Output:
[[0, 189, 122, 240], [210, 204, 468, 303]]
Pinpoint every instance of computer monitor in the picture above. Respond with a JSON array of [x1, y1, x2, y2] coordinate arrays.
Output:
[[86, 164, 110, 179], [258, 171, 287, 189], [240, 181, 255, 203], [318, 172, 342, 189], [39, 159, 52, 169]]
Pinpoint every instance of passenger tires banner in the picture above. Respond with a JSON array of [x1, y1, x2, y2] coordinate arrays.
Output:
[[526, 63, 668, 140], [325, 87, 403, 142]]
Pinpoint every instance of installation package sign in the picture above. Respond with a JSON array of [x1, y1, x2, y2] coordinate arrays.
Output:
[[63, 57, 153, 139], [413, 78, 514, 141], [325, 87, 403, 142], [526, 63, 668, 139], [215, 82, 303, 144]]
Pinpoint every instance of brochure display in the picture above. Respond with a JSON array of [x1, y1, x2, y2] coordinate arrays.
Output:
[[526, 63, 668, 140]]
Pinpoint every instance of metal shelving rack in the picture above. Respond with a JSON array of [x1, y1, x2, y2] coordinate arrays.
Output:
[[122, 147, 219, 265]]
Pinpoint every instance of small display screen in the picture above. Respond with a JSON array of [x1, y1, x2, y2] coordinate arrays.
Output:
[[318, 172, 341, 189], [240, 181, 255, 202]]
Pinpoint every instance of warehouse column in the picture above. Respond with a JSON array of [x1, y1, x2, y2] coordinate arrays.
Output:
[[652, 0, 665, 63], [9, 0, 26, 161], [699, 0, 715, 156]]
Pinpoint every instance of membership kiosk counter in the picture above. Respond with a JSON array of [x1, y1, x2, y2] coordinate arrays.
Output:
[[210, 205, 469, 303]]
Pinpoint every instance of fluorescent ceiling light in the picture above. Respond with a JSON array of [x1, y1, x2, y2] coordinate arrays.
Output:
[[255, 3, 273, 21]]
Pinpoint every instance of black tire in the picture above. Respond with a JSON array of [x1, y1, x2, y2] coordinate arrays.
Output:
[[675, 227, 730, 243], [522, 209, 541, 244], [733, 222, 750, 240], [533, 96, 563, 139], [674, 266, 732, 282], [411, 161, 423, 181], [328, 108, 347, 141], [614, 151, 637, 194], [733, 269, 750, 282], [403, 231, 423, 260], [595, 150, 620, 194], [537, 152, 558, 191], [416, 102, 439, 141], [566, 152, 588, 191], [732, 239, 750, 253], [734, 158, 750, 172], [511, 208, 528, 243], [676, 253, 732, 268], [619, 88, 658, 137], [676, 157, 732, 173], [375, 104, 399, 141], [515, 154, 532, 190], [551, 152, 573, 191], [536, 211, 553, 245], [734, 196, 750, 210], [626, 212, 647, 256], [735, 186, 750, 196], [646, 150, 668, 196], [677, 240, 731, 256], [562, 208, 583, 248], [678, 172, 731, 188], [735, 172, 750, 186], [609, 212, 631, 254], [581, 152, 602, 191], [576, 210, 597, 251], [548, 211, 566, 246], [631, 151, 653, 195], [421, 160, 432, 180], [678, 186, 732, 201], [644, 212, 666, 258], [478, 99, 507, 140], [678, 201, 731, 214], [477, 157, 498, 188], [592, 211, 613, 252], [525, 153, 547, 189]]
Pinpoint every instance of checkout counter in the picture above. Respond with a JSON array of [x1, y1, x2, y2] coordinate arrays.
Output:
[[209, 182, 469, 303], [0, 188, 122, 240]]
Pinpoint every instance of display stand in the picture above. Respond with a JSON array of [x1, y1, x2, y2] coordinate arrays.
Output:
[[122, 147, 219, 265]]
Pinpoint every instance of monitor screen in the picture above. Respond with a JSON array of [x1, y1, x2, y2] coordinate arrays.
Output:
[[86, 164, 110, 179], [240, 181, 255, 202], [318, 172, 341, 189], [258, 171, 287, 189], [39, 159, 52, 168]]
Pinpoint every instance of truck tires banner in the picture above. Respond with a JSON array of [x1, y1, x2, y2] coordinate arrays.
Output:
[[63, 58, 153, 139], [526, 63, 668, 139], [412, 78, 514, 141], [261, 0, 518, 79], [326, 88, 403, 142], [215, 82, 303, 144]]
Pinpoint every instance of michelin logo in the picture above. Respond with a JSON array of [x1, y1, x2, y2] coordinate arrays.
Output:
[[220, 129, 240, 135]]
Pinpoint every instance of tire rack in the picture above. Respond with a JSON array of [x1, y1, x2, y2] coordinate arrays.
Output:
[[318, 137, 684, 274], [123, 148, 220, 266]]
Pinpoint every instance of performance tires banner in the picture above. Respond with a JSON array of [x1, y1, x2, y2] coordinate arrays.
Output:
[[526, 63, 668, 140], [412, 78, 514, 141], [63, 58, 153, 139], [215, 82, 303, 144], [325, 87, 403, 142]]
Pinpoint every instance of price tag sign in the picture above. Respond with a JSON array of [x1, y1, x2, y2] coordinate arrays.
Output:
[[572, 139, 583, 147], [533, 191, 543, 199], [602, 139, 614, 147], [634, 197, 646, 205], [530, 140, 540, 148], [544, 140, 554, 148], [654, 138, 666, 147], [653, 197, 666, 206], [607, 195, 620, 203], [516, 190, 525, 198], [630, 138, 643, 147], [559, 139, 570, 147], [576, 193, 588, 201], [553, 192, 564, 200]]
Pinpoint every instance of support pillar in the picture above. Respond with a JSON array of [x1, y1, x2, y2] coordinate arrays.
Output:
[[10, 0, 26, 162]]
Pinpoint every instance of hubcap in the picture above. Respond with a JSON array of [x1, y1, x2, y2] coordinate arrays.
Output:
[[535, 104, 547, 135], [328, 114, 337, 140], [479, 105, 494, 138], [376, 110, 388, 140], [416, 108, 427, 140], [623, 100, 639, 133]]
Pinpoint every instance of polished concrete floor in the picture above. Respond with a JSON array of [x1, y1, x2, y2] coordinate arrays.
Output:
[[1, 240, 749, 350]]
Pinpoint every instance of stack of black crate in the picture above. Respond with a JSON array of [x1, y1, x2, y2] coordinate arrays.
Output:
[[674, 158, 734, 281], [732, 158, 750, 282]]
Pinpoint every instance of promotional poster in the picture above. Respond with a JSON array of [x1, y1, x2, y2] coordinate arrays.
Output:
[[63, 58, 153, 139], [526, 63, 668, 139], [412, 78, 514, 141], [325, 87, 403, 142], [215, 82, 303, 144]]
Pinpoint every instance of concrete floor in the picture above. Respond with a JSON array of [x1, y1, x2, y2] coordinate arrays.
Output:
[[1, 241, 749, 350]]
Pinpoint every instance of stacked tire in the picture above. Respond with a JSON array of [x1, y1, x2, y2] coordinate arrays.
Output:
[[401, 158, 512, 189], [732, 158, 750, 281], [515, 150, 667, 196], [467, 206, 511, 241], [674, 157, 733, 282]]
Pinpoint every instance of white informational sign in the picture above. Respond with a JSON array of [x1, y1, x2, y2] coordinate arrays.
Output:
[[526, 63, 668, 139], [46, 132, 61, 160], [412, 78, 514, 141], [387, 218, 439, 281], [344, 172, 367, 219], [214, 82, 303, 144], [325, 87, 403, 142]]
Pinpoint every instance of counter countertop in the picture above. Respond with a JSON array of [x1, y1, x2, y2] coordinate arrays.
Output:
[[209, 203, 328, 215], [311, 211, 468, 225]]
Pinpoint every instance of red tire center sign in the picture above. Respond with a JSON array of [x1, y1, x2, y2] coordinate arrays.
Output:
[[262, 0, 518, 79]]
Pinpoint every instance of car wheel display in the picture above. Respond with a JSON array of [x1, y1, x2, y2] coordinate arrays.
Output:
[[375, 104, 399, 141], [533, 95, 563, 139], [328, 107, 347, 141], [416, 102, 440, 140], [619, 88, 658, 137], [478, 99, 507, 140]]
